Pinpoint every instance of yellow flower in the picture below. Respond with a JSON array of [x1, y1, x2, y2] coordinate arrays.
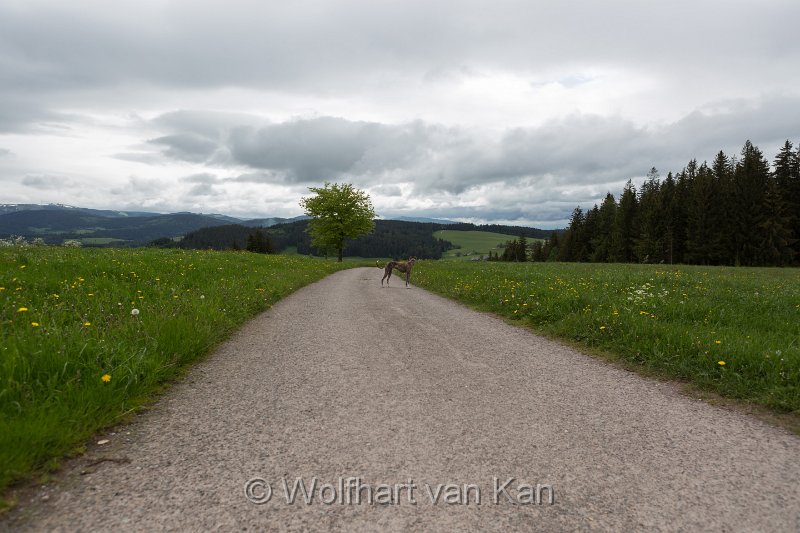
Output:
[[84, 321, 91, 327], [0, 287, 5, 291], [714, 340, 721, 345], [17, 307, 28, 312], [600, 326, 606, 330], [31, 322, 40, 327], [101, 374, 111, 382], [718, 361, 726, 366]]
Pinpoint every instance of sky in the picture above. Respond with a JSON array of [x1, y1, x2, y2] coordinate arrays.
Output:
[[1, 0, 799, 228]]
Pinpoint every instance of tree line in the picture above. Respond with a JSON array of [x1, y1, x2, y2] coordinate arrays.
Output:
[[503, 139, 799, 266]]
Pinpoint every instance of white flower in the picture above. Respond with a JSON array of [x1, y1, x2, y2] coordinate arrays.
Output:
[[200, 295, 205, 299], [131, 308, 140, 316]]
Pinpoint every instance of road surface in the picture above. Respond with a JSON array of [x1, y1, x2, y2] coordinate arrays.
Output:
[[5, 267, 799, 531]]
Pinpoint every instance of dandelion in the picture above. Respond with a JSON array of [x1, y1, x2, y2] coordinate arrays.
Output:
[[600, 326, 606, 330], [718, 361, 726, 366], [17, 307, 28, 312], [131, 308, 140, 316], [714, 340, 721, 345], [84, 321, 91, 327], [101, 374, 111, 383], [31, 322, 40, 327]]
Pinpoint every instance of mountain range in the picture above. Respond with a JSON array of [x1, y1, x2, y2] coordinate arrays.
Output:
[[0, 204, 312, 245], [1, 204, 557, 249]]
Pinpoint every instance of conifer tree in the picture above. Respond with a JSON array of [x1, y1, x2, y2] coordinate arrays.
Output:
[[732, 141, 770, 265], [611, 180, 637, 262], [635, 168, 663, 262], [591, 193, 617, 262]]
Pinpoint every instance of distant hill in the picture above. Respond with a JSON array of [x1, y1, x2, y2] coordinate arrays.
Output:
[[0, 203, 155, 218], [0, 209, 233, 245], [243, 215, 309, 227], [0, 204, 561, 249], [387, 216, 458, 224]]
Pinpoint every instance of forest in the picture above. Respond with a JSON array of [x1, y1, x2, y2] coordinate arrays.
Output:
[[164, 220, 450, 259], [514, 140, 799, 267]]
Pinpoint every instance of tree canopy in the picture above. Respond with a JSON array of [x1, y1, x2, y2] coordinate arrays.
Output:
[[300, 182, 376, 261]]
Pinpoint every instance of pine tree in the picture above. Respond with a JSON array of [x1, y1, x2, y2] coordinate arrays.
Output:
[[635, 168, 663, 262], [732, 141, 771, 265], [758, 177, 795, 265], [559, 207, 585, 262], [773, 140, 800, 263], [530, 241, 545, 262], [517, 235, 528, 262], [610, 180, 638, 262], [685, 162, 715, 264], [709, 151, 735, 264], [591, 193, 617, 262]]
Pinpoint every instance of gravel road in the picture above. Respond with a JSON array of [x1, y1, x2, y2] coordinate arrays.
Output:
[[5, 267, 799, 531]]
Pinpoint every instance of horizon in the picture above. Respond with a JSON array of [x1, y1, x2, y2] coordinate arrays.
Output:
[[0, 202, 565, 230]]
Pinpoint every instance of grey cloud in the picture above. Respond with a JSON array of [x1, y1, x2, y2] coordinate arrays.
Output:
[[186, 183, 219, 197], [1, 1, 797, 97], [370, 185, 403, 197], [21, 174, 71, 190], [148, 133, 222, 163], [150, 97, 800, 201], [110, 152, 165, 165], [227, 117, 433, 182], [109, 176, 165, 196], [0, 95, 75, 133], [180, 173, 220, 184], [0, 148, 10, 157]]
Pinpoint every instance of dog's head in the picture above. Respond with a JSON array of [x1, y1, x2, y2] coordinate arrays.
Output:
[[408, 257, 417, 265]]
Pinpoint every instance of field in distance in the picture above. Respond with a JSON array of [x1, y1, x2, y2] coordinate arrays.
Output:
[[433, 230, 539, 259], [413, 260, 800, 421]]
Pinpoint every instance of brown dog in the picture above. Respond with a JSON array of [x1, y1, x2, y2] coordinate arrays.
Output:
[[378, 257, 417, 287]]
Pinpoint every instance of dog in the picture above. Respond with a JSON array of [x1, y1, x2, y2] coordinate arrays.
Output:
[[378, 257, 417, 287]]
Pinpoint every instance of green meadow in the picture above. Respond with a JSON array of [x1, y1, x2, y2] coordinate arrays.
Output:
[[412, 261, 800, 416], [434, 230, 519, 258], [0, 247, 349, 495]]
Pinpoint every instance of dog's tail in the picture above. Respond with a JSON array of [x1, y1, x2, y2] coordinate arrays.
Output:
[[376, 260, 383, 269]]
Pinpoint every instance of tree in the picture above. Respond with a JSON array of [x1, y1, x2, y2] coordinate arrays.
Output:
[[731, 141, 770, 265], [300, 182, 376, 262], [517, 235, 528, 261], [773, 140, 800, 263], [246, 229, 275, 254], [611, 180, 638, 262], [635, 168, 663, 262], [591, 193, 617, 262]]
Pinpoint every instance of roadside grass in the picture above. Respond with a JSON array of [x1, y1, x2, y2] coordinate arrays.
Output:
[[0, 247, 349, 496], [412, 261, 800, 416]]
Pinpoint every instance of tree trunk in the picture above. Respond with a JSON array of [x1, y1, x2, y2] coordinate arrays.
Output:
[[337, 247, 343, 262]]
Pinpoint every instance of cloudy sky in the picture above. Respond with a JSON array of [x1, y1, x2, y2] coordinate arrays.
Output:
[[1, 0, 799, 227]]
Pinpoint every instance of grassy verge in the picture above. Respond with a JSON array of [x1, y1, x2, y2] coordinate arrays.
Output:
[[0, 247, 350, 495], [412, 261, 800, 416]]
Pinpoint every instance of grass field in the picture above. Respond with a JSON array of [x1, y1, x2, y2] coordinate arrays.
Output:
[[0, 247, 350, 496], [412, 261, 800, 415], [434, 230, 517, 259]]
